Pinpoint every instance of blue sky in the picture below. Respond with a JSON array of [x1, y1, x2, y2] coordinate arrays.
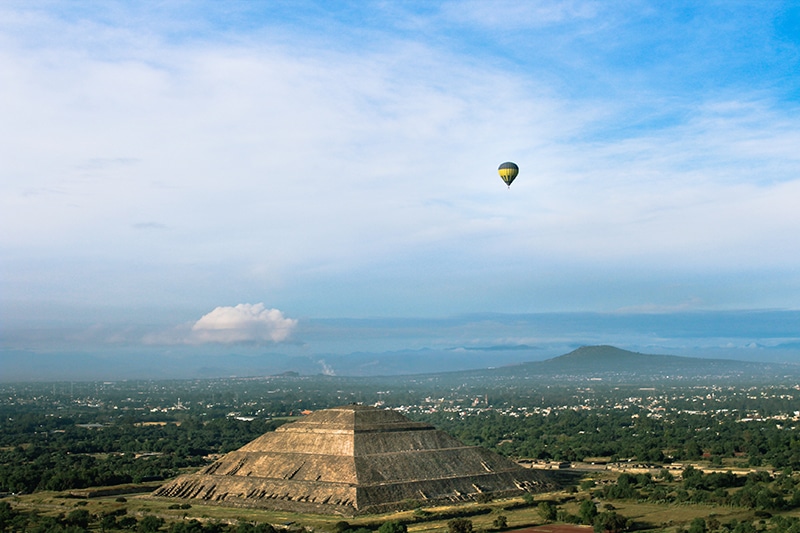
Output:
[[2, 1, 800, 374]]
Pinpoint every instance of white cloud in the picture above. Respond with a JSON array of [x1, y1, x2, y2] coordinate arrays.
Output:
[[2, 3, 800, 321], [189, 303, 297, 344]]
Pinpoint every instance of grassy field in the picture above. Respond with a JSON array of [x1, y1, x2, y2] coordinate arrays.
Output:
[[6, 482, 784, 533]]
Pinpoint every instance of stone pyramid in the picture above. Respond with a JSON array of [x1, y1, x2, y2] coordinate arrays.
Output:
[[153, 404, 553, 515]]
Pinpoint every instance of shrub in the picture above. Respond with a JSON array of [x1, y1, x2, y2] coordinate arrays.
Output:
[[447, 518, 473, 533], [378, 521, 407, 533], [493, 516, 507, 530]]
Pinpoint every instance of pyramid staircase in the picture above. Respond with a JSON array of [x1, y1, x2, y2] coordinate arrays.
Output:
[[153, 404, 552, 515]]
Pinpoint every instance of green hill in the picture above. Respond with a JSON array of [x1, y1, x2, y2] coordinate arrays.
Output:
[[452, 345, 798, 384]]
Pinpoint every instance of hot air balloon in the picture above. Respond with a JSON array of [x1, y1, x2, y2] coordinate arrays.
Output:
[[498, 162, 519, 188]]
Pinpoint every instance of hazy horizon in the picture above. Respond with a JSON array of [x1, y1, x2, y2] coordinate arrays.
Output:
[[3, 309, 799, 382]]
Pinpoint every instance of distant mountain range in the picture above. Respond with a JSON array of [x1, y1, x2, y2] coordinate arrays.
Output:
[[1, 345, 798, 383], [454, 345, 800, 383]]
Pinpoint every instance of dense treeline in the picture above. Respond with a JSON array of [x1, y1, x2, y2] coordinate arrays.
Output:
[[5, 378, 800, 496], [0, 413, 284, 454], [0, 417, 285, 493], [6, 404, 800, 495], [415, 408, 800, 468], [0, 499, 289, 532], [596, 467, 800, 511]]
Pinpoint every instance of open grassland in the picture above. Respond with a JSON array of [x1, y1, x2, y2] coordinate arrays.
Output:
[[6, 484, 784, 533], [559, 497, 756, 531]]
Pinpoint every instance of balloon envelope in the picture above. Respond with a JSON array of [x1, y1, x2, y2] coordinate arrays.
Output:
[[498, 162, 519, 187]]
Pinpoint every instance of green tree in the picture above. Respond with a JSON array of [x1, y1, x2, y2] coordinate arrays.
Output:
[[657, 469, 674, 482], [447, 518, 473, 533], [169, 520, 204, 533], [118, 515, 139, 529], [138, 515, 164, 533], [593, 511, 629, 533], [537, 502, 557, 522], [0, 502, 20, 532], [493, 516, 508, 530], [333, 522, 351, 533], [65, 509, 92, 530], [688, 518, 706, 533], [378, 521, 407, 533], [579, 500, 598, 525], [100, 513, 118, 533]]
